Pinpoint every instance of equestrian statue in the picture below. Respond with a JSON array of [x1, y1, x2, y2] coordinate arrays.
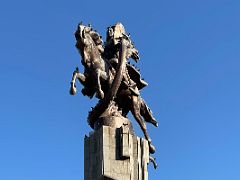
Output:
[[69, 22, 158, 168]]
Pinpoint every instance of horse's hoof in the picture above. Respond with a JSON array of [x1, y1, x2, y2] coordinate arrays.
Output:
[[149, 143, 156, 154], [70, 86, 77, 95]]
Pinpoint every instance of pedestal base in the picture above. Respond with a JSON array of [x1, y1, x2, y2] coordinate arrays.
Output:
[[84, 125, 150, 180]]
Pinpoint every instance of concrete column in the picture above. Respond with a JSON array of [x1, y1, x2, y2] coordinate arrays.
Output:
[[84, 125, 149, 180]]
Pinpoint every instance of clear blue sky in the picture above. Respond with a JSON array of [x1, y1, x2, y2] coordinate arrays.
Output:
[[0, 0, 239, 179]]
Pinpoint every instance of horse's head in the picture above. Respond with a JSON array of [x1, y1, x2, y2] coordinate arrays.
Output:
[[75, 23, 104, 66], [75, 23, 93, 50]]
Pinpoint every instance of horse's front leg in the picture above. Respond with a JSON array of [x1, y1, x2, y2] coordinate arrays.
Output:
[[70, 68, 86, 95], [95, 69, 105, 99]]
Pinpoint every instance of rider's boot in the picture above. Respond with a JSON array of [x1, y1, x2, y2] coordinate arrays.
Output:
[[149, 117, 158, 127], [129, 85, 140, 96]]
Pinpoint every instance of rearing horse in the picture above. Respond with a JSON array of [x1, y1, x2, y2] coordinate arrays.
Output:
[[70, 24, 112, 99]]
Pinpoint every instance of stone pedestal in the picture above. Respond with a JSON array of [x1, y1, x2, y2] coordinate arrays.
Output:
[[84, 125, 150, 180]]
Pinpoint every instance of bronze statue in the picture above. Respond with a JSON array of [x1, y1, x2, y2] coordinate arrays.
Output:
[[70, 22, 158, 167]]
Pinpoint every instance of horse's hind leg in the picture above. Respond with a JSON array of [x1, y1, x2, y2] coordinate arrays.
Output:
[[140, 98, 158, 127], [131, 96, 156, 154]]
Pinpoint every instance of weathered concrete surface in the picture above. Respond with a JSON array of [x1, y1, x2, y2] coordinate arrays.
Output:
[[84, 125, 150, 180]]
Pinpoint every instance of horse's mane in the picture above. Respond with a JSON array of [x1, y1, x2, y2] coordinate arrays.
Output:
[[88, 29, 103, 47], [75, 24, 104, 54]]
